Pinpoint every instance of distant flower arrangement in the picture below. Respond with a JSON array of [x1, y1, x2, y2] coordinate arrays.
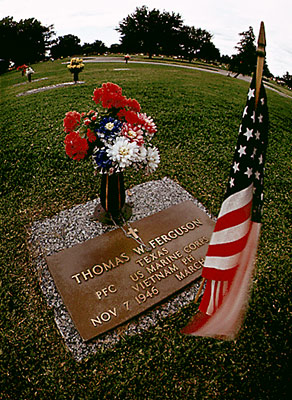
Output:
[[26, 67, 35, 76], [63, 82, 160, 175], [17, 64, 28, 76], [67, 58, 84, 73], [17, 64, 28, 72]]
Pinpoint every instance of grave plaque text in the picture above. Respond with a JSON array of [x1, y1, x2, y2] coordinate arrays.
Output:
[[46, 201, 215, 341]]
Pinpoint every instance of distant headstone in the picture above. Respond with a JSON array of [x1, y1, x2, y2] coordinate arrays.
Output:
[[46, 201, 215, 341]]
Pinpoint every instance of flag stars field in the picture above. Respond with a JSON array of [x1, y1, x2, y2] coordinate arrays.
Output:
[[238, 145, 247, 157], [255, 171, 261, 180], [251, 148, 257, 159], [242, 106, 248, 117], [244, 127, 253, 140], [233, 161, 240, 173], [248, 88, 255, 100], [244, 167, 253, 178]]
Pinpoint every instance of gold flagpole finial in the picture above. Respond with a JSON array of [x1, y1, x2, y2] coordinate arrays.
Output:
[[255, 22, 266, 108]]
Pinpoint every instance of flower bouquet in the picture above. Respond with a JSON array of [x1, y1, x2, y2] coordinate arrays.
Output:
[[67, 58, 84, 82], [26, 66, 35, 82], [17, 64, 28, 76], [63, 82, 160, 222]]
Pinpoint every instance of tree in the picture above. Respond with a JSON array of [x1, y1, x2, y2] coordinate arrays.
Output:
[[282, 72, 292, 88], [116, 6, 183, 58], [0, 16, 54, 66], [50, 34, 81, 59], [229, 26, 256, 76], [220, 54, 232, 65], [156, 10, 183, 56], [82, 40, 107, 55], [178, 26, 213, 62], [229, 26, 271, 77], [198, 41, 220, 62], [109, 44, 122, 54]]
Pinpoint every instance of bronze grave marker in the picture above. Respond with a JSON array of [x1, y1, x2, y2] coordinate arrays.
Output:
[[46, 201, 215, 341]]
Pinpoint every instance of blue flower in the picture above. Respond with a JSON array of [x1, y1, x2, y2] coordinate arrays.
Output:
[[97, 117, 122, 140], [93, 147, 112, 170]]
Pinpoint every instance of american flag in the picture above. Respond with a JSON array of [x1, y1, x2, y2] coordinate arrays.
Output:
[[182, 74, 268, 338]]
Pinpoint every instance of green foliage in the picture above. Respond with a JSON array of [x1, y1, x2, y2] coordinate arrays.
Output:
[[50, 34, 82, 59], [116, 6, 219, 62], [0, 60, 291, 399], [0, 16, 54, 66], [179, 26, 214, 62], [117, 6, 183, 57], [82, 40, 107, 56], [229, 26, 271, 77], [229, 26, 256, 76], [282, 71, 292, 88]]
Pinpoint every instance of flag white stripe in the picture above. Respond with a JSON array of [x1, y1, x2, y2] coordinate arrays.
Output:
[[204, 253, 240, 270], [209, 219, 251, 245], [206, 280, 215, 315], [218, 184, 253, 218], [215, 281, 221, 308]]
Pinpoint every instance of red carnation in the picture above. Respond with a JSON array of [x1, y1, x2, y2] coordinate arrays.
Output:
[[93, 82, 126, 109], [64, 131, 88, 160], [63, 111, 81, 133], [86, 128, 97, 143], [92, 88, 103, 104], [126, 98, 141, 112], [124, 110, 140, 125], [111, 93, 127, 109], [103, 82, 122, 95]]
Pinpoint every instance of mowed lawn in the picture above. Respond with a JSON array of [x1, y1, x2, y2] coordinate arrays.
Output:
[[0, 59, 291, 399]]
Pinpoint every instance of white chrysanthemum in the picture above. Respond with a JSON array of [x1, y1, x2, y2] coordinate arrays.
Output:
[[136, 145, 147, 163], [146, 146, 160, 173], [106, 137, 139, 169]]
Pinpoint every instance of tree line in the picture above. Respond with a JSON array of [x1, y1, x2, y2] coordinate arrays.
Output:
[[1, 6, 290, 84]]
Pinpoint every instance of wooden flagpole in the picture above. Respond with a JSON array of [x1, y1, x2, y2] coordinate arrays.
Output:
[[255, 22, 266, 108], [194, 277, 206, 304]]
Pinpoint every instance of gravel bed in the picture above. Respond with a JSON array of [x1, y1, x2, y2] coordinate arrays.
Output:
[[29, 177, 214, 361], [13, 77, 49, 86], [16, 81, 85, 97]]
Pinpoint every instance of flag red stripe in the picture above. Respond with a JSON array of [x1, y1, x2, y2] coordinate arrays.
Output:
[[205, 231, 250, 257], [202, 265, 238, 281], [183, 222, 261, 338], [213, 201, 252, 232]]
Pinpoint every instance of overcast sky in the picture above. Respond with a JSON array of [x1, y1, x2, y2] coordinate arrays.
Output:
[[1, 0, 291, 76]]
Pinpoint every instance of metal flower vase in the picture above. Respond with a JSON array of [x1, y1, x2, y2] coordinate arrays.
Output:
[[73, 70, 79, 83], [92, 172, 132, 225]]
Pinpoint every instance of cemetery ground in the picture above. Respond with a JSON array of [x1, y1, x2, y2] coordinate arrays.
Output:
[[0, 58, 291, 399]]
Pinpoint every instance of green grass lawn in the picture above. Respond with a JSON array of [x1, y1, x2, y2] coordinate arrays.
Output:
[[0, 59, 291, 399]]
